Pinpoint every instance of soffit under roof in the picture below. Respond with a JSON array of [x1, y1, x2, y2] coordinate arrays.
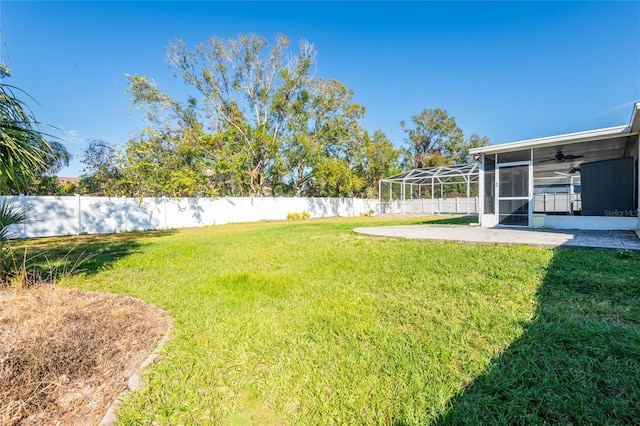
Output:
[[532, 136, 631, 174]]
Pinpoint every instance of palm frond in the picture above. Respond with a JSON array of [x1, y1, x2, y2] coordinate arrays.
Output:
[[0, 83, 56, 192], [0, 198, 28, 241]]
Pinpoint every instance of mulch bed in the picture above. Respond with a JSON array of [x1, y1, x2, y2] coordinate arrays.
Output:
[[0, 285, 171, 425]]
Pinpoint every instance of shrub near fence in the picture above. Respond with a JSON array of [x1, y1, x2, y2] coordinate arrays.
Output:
[[2, 195, 380, 239]]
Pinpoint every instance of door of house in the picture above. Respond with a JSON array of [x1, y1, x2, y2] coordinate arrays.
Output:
[[496, 163, 531, 226]]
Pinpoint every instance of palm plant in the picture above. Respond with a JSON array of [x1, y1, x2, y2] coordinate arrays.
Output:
[[0, 83, 54, 191], [0, 198, 27, 279], [0, 80, 56, 281]]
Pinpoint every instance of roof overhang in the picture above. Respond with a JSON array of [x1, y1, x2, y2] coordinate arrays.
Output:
[[630, 101, 640, 133], [471, 101, 640, 155]]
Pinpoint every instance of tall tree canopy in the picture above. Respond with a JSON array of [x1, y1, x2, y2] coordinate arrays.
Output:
[[106, 33, 400, 198], [401, 108, 490, 169]]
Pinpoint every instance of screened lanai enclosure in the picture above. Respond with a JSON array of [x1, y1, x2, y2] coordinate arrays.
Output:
[[470, 101, 640, 230], [379, 164, 480, 215]]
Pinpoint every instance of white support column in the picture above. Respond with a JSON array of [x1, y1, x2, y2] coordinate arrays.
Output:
[[478, 157, 485, 222], [466, 176, 471, 214], [528, 156, 534, 227]]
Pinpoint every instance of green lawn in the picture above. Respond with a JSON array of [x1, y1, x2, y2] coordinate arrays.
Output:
[[20, 217, 640, 425]]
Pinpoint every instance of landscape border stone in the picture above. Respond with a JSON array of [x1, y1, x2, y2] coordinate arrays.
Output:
[[99, 315, 173, 426]]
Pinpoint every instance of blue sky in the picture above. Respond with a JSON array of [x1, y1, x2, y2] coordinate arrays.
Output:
[[2, 1, 639, 177]]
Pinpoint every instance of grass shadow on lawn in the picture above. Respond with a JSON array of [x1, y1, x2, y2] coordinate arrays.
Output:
[[12, 230, 176, 279], [419, 215, 479, 225], [435, 247, 640, 425]]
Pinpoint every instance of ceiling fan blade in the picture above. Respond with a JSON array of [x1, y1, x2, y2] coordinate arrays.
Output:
[[563, 154, 584, 160]]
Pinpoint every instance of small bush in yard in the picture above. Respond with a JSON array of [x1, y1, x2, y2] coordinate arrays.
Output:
[[286, 211, 310, 220]]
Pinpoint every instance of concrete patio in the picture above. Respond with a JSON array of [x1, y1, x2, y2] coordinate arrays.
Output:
[[353, 225, 640, 251]]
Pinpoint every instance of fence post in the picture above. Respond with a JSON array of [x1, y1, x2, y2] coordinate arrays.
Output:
[[163, 196, 167, 230], [76, 194, 81, 235]]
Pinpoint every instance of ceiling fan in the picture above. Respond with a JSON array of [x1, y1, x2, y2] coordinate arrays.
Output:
[[539, 150, 584, 163]]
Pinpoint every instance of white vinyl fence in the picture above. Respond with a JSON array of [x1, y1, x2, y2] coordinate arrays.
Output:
[[379, 197, 479, 215], [1, 195, 379, 239], [533, 193, 581, 215]]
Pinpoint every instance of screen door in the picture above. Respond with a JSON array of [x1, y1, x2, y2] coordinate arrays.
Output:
[[497, 164, 530, 226]]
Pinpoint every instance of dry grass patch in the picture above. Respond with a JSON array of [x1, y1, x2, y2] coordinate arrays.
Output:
[[0, 284, 171, 425]]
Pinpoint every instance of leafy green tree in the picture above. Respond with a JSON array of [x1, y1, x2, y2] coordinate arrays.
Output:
[[123, 128, 220, 197], [57, 180, 77, 195], [355, 130, 401, 198], [120, 33, 402, 198], [163, 33, 317, 195], [79, 139, 128, 196], [401, 108, 464, 169], [401, 108, 490, 169], [304, 125, 401, 198], [125, 75, 226, 197], [284, 78, 367, 196], [127, 34, 359, 197], [312, 157, 365, 197], [460, 133, 491, 163]]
